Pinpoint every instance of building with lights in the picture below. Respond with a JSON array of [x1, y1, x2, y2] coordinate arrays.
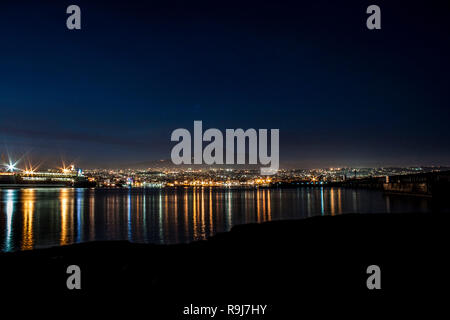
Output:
[[0, 167, 94, 187]]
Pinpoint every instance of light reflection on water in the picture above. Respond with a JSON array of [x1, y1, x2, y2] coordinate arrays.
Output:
[[0, 187, 437, 252]]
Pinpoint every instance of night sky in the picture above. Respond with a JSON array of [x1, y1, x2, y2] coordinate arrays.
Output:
[[0, 0, 449, 168]]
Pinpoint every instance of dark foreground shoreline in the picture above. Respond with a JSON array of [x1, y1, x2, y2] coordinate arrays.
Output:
[[1, 212, 448, 317]]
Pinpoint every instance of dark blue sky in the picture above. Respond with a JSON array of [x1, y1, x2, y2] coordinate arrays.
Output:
[[0, 0, 449, 168]]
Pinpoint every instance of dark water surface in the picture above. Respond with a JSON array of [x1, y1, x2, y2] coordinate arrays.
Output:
[[0, 187, 440, 252]]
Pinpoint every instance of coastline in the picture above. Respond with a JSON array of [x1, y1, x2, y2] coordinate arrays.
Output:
[[1, 212, 448, 312]]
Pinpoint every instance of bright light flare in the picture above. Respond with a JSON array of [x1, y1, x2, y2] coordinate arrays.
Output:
[[6, 163, 17, 172]]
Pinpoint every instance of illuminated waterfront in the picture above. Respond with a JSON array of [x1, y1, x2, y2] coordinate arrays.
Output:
[[0, 187, 443, 252]]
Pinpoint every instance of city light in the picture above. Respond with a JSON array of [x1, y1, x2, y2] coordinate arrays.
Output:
[[60, 164, 76, 174], [6, 163, 17, 172], [23, 164, 36, 174]]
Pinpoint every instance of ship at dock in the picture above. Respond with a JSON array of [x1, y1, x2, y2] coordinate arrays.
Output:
[[0, 166, 95, 188]]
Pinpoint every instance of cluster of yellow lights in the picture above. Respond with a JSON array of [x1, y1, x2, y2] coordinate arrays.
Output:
[[60, 164, 76, 174], [254, 178, 272, 184], [3, 161, 77, 175], [161, 179, 273, 187]]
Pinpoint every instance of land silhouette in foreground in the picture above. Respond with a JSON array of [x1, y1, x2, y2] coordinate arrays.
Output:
[[1, 212, 448, 318]]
